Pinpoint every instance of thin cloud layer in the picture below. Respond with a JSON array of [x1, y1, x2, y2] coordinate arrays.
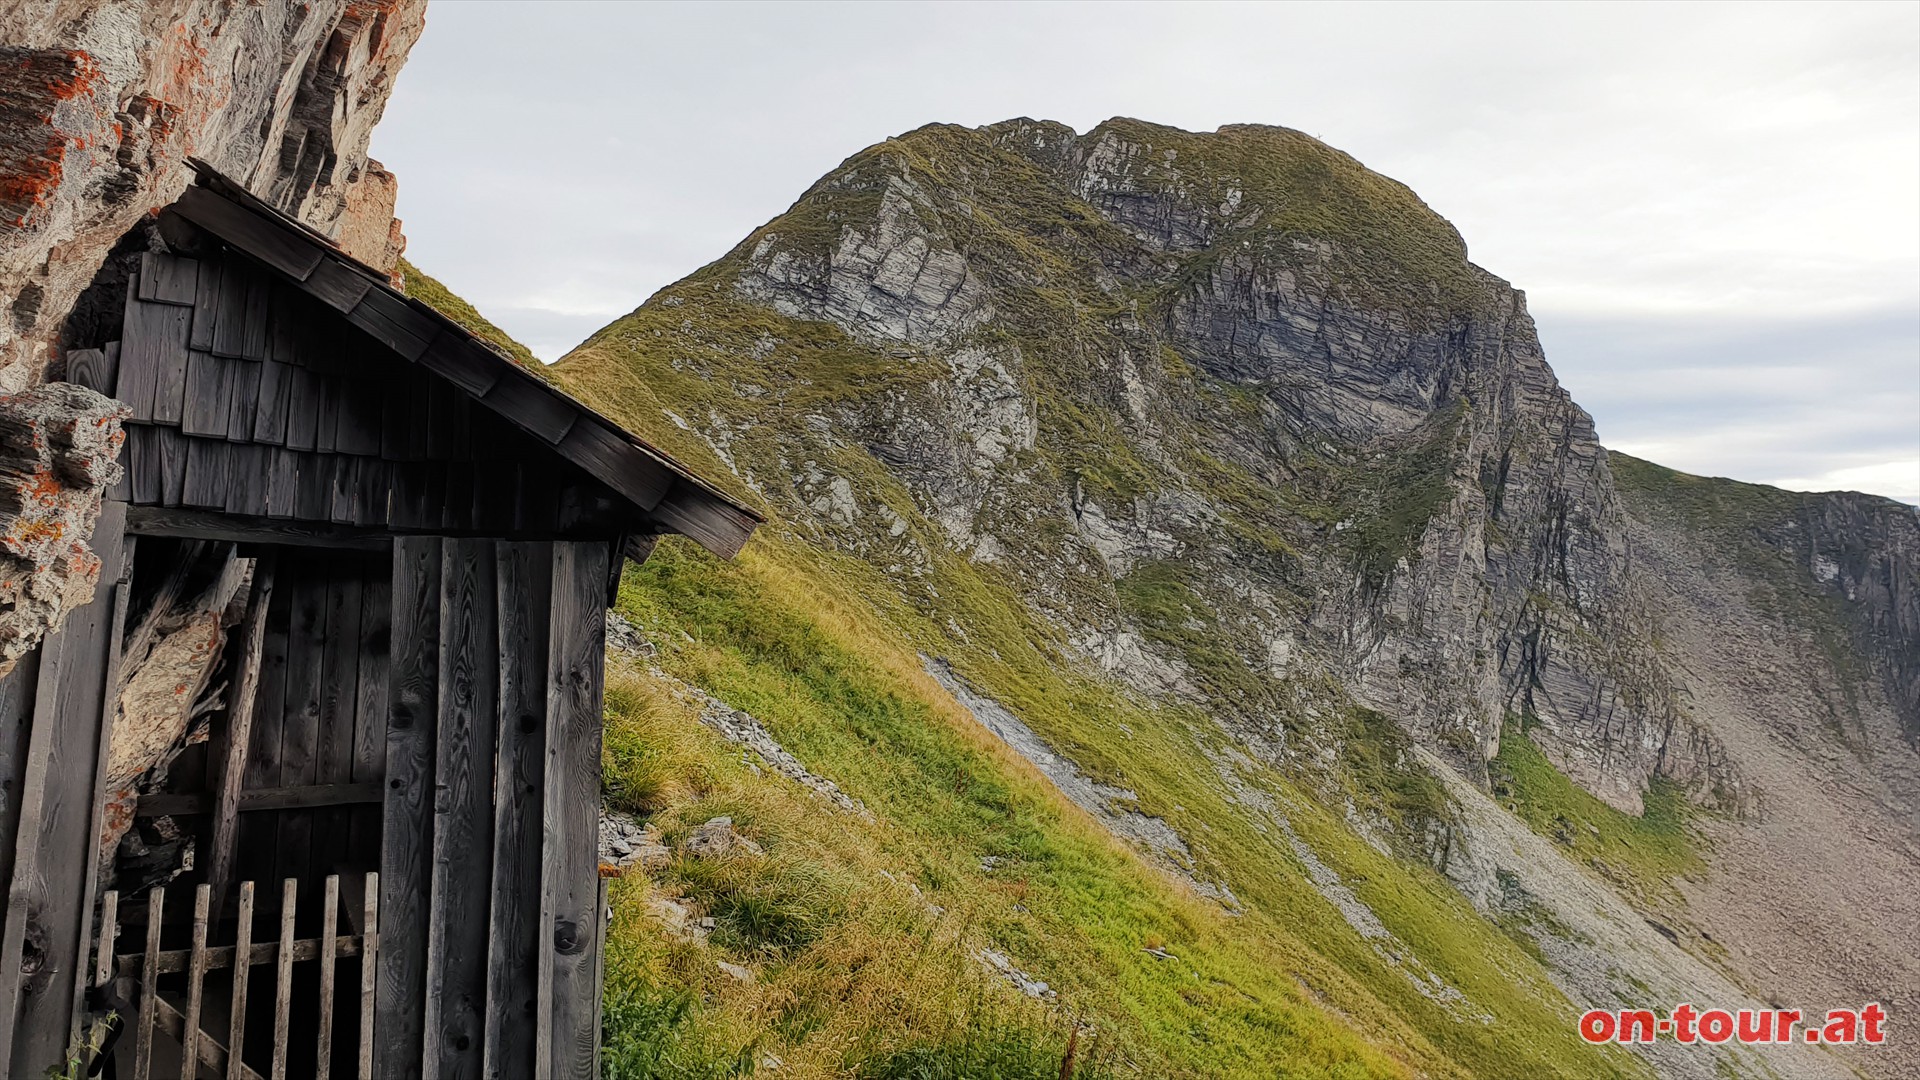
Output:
[[371, 0, 1919, 502]]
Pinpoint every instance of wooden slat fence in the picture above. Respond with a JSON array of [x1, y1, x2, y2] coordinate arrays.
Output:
[[98, 874, 379, 1080]]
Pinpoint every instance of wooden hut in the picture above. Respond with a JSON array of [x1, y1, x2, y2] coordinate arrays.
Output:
[[0, 163, 759, 1078]]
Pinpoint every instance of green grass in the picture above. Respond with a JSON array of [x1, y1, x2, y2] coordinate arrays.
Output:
[[596, 537, 1644, 1079], [1489, 718, 1702, 904], [397, 257, 542, 367]]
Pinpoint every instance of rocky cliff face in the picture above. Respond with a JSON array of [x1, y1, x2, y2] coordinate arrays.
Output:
[[568, 117, 1724, 820], [0, 0, 424, 387], [553, 116, 1919, 1079], [0, 0, 423, 660]]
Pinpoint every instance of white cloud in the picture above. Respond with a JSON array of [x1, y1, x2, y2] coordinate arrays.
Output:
[[372, 0, 1919, 500]]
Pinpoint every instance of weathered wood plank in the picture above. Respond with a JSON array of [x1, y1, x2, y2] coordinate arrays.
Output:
[[212, 261, 254, 359], [182, 350, 234, 437], [181, 436, 232, 509], [66, 562, 129, 1051], [266, 448, 301, 519], [305, 258, 376, 314], [228, 359, 264, 442], [416, 332, 501, 399], [254, 358, 292, 445], [483, 541, 549, 1079], [136, 781, 384, 817], [352, 459, 390, 527], [134, 886, 164, 1080], [63, 347, 109, 394], [0, 628, 65, 1066], [348, 288, 435, 361], [235, 563, 291, 903], [651, 486, 759, 560], [351, 565, 391, 789], [359, 875, 379, 1080], [120, 279, 192, 423], [515, 461, 561, 535], [296, 449, 334, 523], [126, 425, 162, 504], [541, 541, 609, 1079], [337, 377, 386, 458], [4, 506, 124, 1071], [189, 257, 221, 353], [378, 537, 441, 1076], [157, 426, 190, 506], [226, 442, 272, 517], [171, 185, 326, 282], [317, 875, 339, 1080], [228, 881, 255, 1080], [329, 455, 359, 525], [147, 993, 267, 1080], [381, 374, 416, 461], [126, 504, 390, 551], [240, 268, 273, 361], [441, 462, 476, 534], [139, 251, 200, 305], [312, 566, 364, 895], [424, 380, 470, 461], [284, 368, 322, 451], [274, 555, 328, 895], [479, 373, 578, 445], [557, 419, 675, 510], [314, 374, 341, 454], [113, 932, 366, 977], [272, 877, 296, 1080], [425, 539, 497, 1079], [183, 883, 212, 1080], [209, 555, 276, 909], [92, 890, 117, 989]]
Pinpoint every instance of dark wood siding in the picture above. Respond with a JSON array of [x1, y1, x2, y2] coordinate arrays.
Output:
[[380, 538, 606, 1080], [92, 251, 634, 540]]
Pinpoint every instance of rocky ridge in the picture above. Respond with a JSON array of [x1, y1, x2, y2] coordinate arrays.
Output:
[[556, 116, 1920, 1078]]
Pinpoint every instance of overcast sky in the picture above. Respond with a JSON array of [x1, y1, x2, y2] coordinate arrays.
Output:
[[372, 1, 1919, 502]]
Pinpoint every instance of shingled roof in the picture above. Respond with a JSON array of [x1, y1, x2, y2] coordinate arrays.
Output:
[[162, 160, 760, 558]]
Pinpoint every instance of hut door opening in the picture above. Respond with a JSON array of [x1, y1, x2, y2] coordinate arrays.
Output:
[[96, 539, 392, 1079]]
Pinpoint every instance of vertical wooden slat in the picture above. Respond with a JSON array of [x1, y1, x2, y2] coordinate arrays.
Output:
[[314, 570, 364, 890], [482, 542, 548, 1078], [0, 621, 63, 1067], [236, 569, 293, 904], [210, 557, 277, 909], [426, 539, 497, 1079], [5, 503, 125, 1071], [228, 881, 255, 1080], [184, 884, 211, 1080], [92, 891, 119, 988], [272, 878, 297, 1080], [358, 873, 379, 1080], [349, 561, 391, 883], [274, 563, 328, 896], [541, 541, 609, 1080], [317, 874, 339, 1080], [68, 556, 130, 1051], [378, 538, 440, 1075], [134, 886, 164, 1080]]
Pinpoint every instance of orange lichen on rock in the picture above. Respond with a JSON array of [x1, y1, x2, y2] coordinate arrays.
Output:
[[0, 382, 127, 662]]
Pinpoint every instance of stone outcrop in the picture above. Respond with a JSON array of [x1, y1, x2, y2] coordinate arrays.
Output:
[[0, 0, 425, 386], [0, 381, 125, 669], [0, 0, 423, 659], [568, 117, 1727, 816]]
